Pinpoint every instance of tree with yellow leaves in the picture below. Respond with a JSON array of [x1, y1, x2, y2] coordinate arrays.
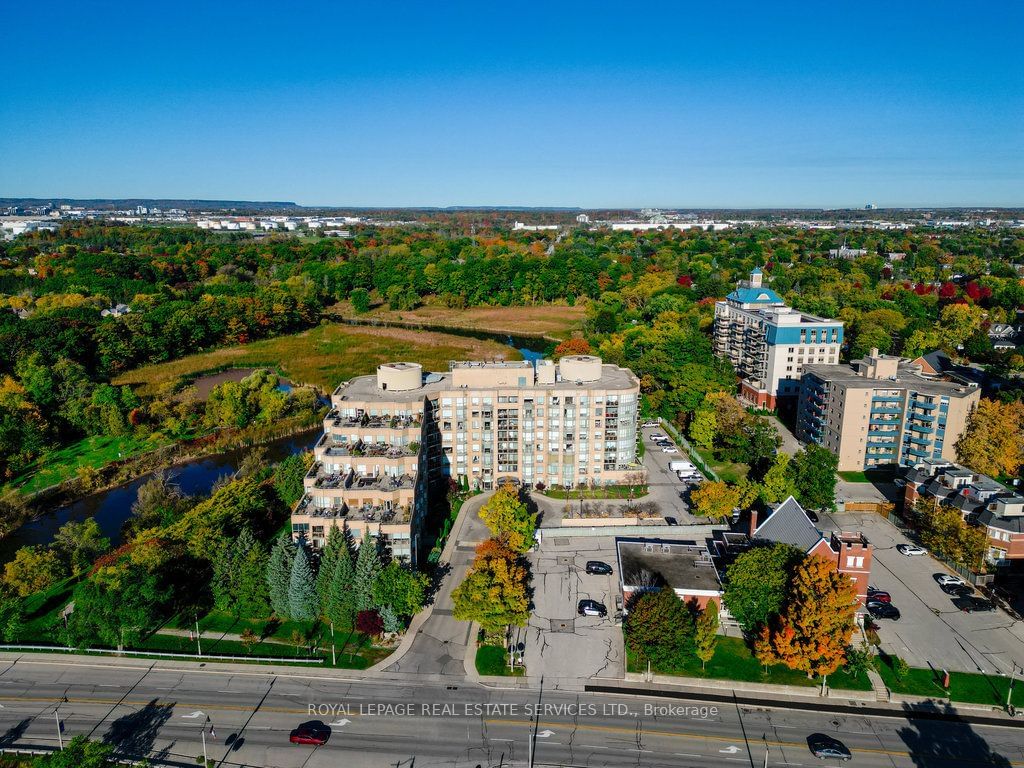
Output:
[[690, 481, 741, 520], [956, 398, 1024, 478], [452, 538, 529, 634], [753, 556, 856, 678], [478, 485, 537, 554]]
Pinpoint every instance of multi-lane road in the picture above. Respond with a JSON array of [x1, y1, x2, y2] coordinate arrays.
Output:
[[0, 655, 1021, 767]]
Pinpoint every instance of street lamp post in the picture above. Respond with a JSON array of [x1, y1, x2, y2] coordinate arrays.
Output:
[[762, 733, 769, 768], [54, 709, 63, 750], [331, 621, 336, 667], [196, 614, 202, 658], [1008, 664, 1018, 713]]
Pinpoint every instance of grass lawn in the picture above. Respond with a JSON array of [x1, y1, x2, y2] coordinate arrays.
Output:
[[476, 644, 525, 676], [838, 468, 895, 484], [876, 654, 1015, 707], [626, 636, 872, 692], [328, 300, 585, 340], [3, 433, 172, 495], [542, 485, 648, 500], [20, 576, 80, 640], [113, 324, 521, 396], [693, 447, 749, 485]]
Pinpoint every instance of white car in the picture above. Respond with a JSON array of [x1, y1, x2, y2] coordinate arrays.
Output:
[[641, 421, 659, 428], [936, 574, 965, 587], [897, 544, 928, 556], [661, 446, 678, 453], [650, 433, 666, 440]]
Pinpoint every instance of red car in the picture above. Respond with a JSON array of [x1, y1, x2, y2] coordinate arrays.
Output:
[[866, 589, 891, 603], [290, 722, 330, 746]]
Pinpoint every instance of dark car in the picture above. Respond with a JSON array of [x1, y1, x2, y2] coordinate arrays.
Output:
[[578, 599, 607, 617], [867, 601, 901, 621], [953, 595, 996, 613], [941, 583, 975, 598], [807, 733, 851, 761], [866, 589, 891, 603], [805, 508, 819, 523], [290, 721, 330, 746], [585, 560, 613, 575]]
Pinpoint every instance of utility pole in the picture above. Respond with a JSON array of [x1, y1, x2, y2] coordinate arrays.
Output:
[[331, 622, 336, 667], [54, 709, 63, 750], [762, 733, 768, 768], [201, 727, 208, 765], [1008, 664, 1018, 713], [196, 614, 202, 658], [528, 730, 534, 768]]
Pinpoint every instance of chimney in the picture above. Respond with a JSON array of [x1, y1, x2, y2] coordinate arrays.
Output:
[[748, 508, 759, 538]]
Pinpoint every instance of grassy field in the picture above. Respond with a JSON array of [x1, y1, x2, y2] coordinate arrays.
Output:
[[542, 485, 648, 500], [476, 644, 525, 676], [4, 433, 172, 495], [694, 447, 749, 485], [626, 636, 872, 692], [113, 324, 521, 395], [328, 300, 585, 340], [838, 467, 896, 484], [876, 654, 1015, 707]]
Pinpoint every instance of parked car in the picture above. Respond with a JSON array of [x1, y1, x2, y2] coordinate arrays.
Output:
[[953, 595, 996, 613], [893, 478, 906, 488], [649, 433, 666, 440], [807, 734, 852, 761], [805, 508, 819, 523], [935, 574, 965, 587], [641, 421, 660, 428], [585, 560, 613, 575], [661, 446, 678, 453], [290, 722, 330, 746], [578, 599, 607, 617], [941, 583, 975, 598], [866, 588, 891, 603], [664, 516, 679, 526], [867, 601, 901, 620], [897, 544, 928, 556]]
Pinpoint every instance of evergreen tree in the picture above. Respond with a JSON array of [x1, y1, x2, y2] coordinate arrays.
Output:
[[288, 539, 318, 622], [325, 542, 356, 628], [379, 604, 401, 634], [316, 525, 348, 610], [353, 530, 382, 612], [266, 533, 296, 618], [236, 533, 270, 617]]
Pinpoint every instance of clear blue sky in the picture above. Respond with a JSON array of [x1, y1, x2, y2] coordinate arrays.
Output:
[[2, 1, 1021, 208]]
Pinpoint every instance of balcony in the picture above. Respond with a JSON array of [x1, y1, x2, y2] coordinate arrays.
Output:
[[327, 410, 420, 430], [295, 495, 410, 524], [908, 423, 934, 435], [910, 400, 937, 410], [871, 407, 902, 415]]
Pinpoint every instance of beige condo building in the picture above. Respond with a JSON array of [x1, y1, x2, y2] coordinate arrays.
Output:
[[291, 356, 641, 564]]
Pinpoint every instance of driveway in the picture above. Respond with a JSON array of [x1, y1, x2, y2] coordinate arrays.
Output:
[[524, 534, 624, 689], [823, 508, 1024, 675], [639, 427, 700, 523]]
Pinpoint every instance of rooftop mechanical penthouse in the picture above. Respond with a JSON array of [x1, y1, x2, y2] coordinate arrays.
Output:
[[291, 356, 641, 565]]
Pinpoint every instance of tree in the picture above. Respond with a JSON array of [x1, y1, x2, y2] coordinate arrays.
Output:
[[373, 561, 428, 618], [624, 588, 695, 667], [688, 406, 717, 450], [52, 519, 110, 574], [212, 528, 269, 616], [273, 451, 313, 507], [288, 539, 318, 622], [694, 600, 719, 670], [553, 337, 592, 358], [754, 556, 857, 677], [325, 542, 356, 628], [379, 604, 402, 634], [125, 471, 191, 539], [266, 534, 296, 618], [350, 287, 371, 314], [759, 453, 796, 504], [316, 525, 349, 609], [690, 481, 741, 520], [353, 530, 382, 612], [939, 303, 984, 347], [33, 735, 113, 767], [67, 565, 170, 649], [723, 544, 803, 633], [356, 609, 384, 637], [789, 445, 838, 511], [843, 642, 875, 677], [3, 546, 67, 598], [478, 485, 537, 553], [240, 627, 259, 654], [956, 399, 1024, 477], [452, 538, 529, 634]]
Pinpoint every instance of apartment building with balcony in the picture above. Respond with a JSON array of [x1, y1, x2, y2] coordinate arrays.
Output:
[[713, 268, 843, 410], [796, 349, 980, 472], [291, 356, 641, 564]]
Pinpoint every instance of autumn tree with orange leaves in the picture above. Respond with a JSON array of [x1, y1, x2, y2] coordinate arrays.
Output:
[[452, 537, 530, 634], [753, 556, 856, 678], [553, 337, 592, 359]]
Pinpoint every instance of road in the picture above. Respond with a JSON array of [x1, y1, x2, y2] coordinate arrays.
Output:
[[0, 655, 1022, 767]]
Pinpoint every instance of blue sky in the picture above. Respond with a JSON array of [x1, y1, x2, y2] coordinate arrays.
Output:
[[1, 1, 1021, 207]]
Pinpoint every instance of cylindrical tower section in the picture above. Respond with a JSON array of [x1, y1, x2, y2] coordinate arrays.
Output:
[[377, 362, 422, 391], [558, 355, 602, 383]]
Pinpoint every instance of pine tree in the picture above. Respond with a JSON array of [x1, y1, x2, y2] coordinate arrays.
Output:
[[325, 543, 356, 628], [266, 533, 296, 618], [353, 529, 382, 612], [379, 604, 401, 634], [212, 527, 265, 616], [288, 539, 319, 622], [316, 525, 348, 610], [236, 533, 270, 617]]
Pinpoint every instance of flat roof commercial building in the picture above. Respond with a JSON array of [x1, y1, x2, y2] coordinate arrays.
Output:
[[292, 356, 641, 565]]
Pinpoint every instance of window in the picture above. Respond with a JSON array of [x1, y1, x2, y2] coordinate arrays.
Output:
[[845, 555, 865, 569]]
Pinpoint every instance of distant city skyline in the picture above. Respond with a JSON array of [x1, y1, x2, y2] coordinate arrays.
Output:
[[1, 1, 1021, 207]]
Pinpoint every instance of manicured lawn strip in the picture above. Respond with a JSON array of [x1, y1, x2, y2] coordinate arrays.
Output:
[[838, 468, 895, 484], [626, 636, 872, 692], [876, 655, 1013, 706], [693, 447, 749, 485], [476, 644, 524, 676], [838, 471, 870, 483], [328, 300, 585, 340], [113, 324, 521, 395], [542, 485, 648, 500], [4, 433, 172, 495]]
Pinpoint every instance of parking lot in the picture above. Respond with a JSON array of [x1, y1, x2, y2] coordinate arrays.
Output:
[[524, 535, 625, 684], [638, 425, 701, 524], [824, 508, 1024, 675]]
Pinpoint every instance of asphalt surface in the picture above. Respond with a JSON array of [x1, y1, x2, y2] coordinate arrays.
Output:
[[1, 655, 1022, 767]]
